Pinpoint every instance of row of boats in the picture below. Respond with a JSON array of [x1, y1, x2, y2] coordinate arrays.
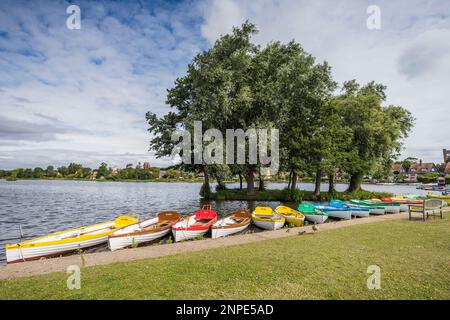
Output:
[[5, 193, 449, 264]]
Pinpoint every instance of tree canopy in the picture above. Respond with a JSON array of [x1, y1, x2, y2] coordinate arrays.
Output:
[[146, 21, 414, 197]]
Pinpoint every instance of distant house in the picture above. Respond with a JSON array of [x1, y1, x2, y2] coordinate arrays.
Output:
[[143, 162, 151, 169], [443, 149, 450, 163], [391, 163, 406, 175], [445, 162, 450, 175], [409, 160, 437, 175], [110, 168, 120, 176], [90, 170, 98, 180]]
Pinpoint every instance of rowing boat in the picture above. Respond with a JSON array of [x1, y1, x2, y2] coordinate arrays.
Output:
[[427, 193, 450, 203], [275, 206, 305, 226], [6, 215, 139, 263], [108, 211, 181, 251], [349, 200, 387, 214], [211, 209, 251, 239], [172, 205, 217, 242], [367, 199, 401, 213], [251, 206, 285, 230], [297, 203, 328, 224], [314, 201, 352, 220]]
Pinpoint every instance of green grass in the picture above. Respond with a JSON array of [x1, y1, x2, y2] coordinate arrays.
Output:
[[1, 213, 449, 299]]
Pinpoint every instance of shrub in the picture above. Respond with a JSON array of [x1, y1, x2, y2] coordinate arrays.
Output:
[[281, 188, 303, 202], [200, 182, 212, 198]]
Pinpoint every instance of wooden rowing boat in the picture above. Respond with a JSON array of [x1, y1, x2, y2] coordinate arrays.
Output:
[[211, 209, 251, 239], [275, 206, 305, 226], [251, 206, 285, 230], [5, 215, 139, 263], [297, 203, 328, 224], [108, 211, 181, 251], [172, 205, 217, 242]]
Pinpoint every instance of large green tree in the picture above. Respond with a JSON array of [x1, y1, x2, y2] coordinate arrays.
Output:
[[337, 81, 414, 192]]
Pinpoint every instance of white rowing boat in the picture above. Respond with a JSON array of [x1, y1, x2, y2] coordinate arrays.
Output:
[[108, 211, 181, 251]]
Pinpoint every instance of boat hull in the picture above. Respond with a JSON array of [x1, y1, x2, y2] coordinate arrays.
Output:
[[172, 228, 210, 242], [350, 209, 370, 217], [325, 210, 352, 220], [211, 224, 249, 239], [303, 213, 328, 224], [108, 228, 171, 251], [6, 235, 108, 264], [252, 219, 285, 230]]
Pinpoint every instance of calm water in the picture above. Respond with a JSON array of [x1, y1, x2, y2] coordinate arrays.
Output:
[[0, 180, 427, 264]]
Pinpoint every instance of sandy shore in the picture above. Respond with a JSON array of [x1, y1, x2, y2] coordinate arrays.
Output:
[[0, 210, 447, 280]]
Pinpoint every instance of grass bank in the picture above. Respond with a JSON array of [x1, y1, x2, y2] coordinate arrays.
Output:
[[1, 213, 448, 299], [208, 188, 393, 202]]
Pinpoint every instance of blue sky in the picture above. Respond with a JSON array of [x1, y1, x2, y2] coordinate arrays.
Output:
[[0, 0, 449, 169]]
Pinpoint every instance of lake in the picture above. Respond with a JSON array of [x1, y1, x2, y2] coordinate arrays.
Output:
[[0, 179, 427, 264]]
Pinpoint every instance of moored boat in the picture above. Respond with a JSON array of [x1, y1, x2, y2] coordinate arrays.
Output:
[[349, 200, 388, 214], [108, 211, 181, 251], [427, 192, 450, 203], [275, 206, 305, 226], [172, 205, 217, 242], [297, 203, 328, 224], [211, 209, 251, 239], [251, 206, 285, 230], [314, 201, 352, 220], [6, 215, 139, 264]]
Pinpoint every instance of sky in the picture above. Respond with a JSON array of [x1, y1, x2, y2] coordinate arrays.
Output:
[[0, 0, 449, 169]]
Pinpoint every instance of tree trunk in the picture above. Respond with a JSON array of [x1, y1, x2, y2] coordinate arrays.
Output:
[[348, 172, 363, 192], [290, 170, 298, 191], [204, 170, 210, 186], [247, 168, 254, 195], [328, 171, 335, 194], [313, 169, 322, 196], [239, 173, 243, 190], [258, 167, 265, 191], [287, 169, 292, 190]]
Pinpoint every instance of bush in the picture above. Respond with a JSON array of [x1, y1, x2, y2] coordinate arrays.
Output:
[[200, 183, 212, 198], [417, 173, 440, 184], [216, 183, 227, 192], [281, 188, 303, 202]]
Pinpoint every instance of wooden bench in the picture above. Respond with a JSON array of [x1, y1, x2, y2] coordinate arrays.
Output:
[[408, 199, 444, 221]]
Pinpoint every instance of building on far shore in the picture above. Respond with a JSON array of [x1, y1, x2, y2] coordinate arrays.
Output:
[[143, 162, 151, 169], [443, 149, 450, 163], [409, 160, 438, 175]]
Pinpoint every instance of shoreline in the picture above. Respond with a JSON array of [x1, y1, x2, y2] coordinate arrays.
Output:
[[1, 211, 443, 280], [0, 177, 420, 186]]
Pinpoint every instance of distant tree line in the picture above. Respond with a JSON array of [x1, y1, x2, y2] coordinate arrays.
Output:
[[0, 162, 167, 181]]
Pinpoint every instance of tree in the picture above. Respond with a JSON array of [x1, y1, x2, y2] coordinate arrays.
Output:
[[97, 162, 109, 178], [337, 81, 415, 192], [147, 21, 259, 195], [67, 163, 83, 175], [57, 166, 68, 176], [401, 157, 418, 173], [33, 167, 45, 179], [45, 165, 55, 177]]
